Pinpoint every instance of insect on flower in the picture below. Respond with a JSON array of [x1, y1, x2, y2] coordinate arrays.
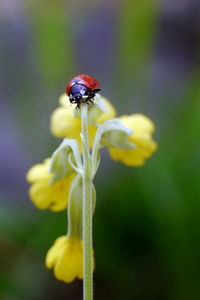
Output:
[[27, 75, 157, 293], [66, 74, 101, 108]]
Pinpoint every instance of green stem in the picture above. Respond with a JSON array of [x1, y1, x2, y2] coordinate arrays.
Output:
[[91, 125, 104, 176], [81, 103, 93, 300]]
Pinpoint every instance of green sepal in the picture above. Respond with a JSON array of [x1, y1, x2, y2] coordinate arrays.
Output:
[[73, 94, 106, 124], [67, 175, 96, 240], [49, 138, 82, 185], [100, 118, 136, 149], [92, 152, 100, 178]]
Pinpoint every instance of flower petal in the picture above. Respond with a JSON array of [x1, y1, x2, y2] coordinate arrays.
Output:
[[26, 159, 50, 183], [29, 178, 52, 210], [46, 236, 67, 268], [108, 114, 157, 166], [54, 237, 83, 282], [51, 106, 81, 138], [58, 93, 72, 108], [48, 175, 75, 212], [96, 96, 116, 123], [45, 236, 95, 283], [27, 159, 75, 211]]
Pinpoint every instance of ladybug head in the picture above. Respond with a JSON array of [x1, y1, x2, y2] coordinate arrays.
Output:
[[71, 93, 82, 101]]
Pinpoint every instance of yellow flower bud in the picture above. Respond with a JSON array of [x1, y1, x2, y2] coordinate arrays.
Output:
[[109, 114, 157, 166], [45, 235, 95, 283], [26, 158, 75, 211]]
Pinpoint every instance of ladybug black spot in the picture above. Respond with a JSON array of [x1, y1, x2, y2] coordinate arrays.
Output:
[[92, 80, 96, 85]]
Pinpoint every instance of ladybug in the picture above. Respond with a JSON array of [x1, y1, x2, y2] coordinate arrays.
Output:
[[66, 74, 101, 108]]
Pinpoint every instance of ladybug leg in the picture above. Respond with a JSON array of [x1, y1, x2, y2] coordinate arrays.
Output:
[[88, 98, 94, 104], [86, 96, 95, 105], [75, 101, 81, 109], [69, 98, 81, 109], [85, 89, 101, 105], [85, 95, 94, 105], [90, 88, 101, 94]]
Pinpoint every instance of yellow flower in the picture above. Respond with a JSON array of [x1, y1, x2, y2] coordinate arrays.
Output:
[[50, 94, 116, 149], [26, 158, 75, 212], [45, 235, 95, 283], [109, 114, 157, 166]]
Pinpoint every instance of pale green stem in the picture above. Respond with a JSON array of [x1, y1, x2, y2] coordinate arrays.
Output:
[[81, 103, 93, 300], [91, 125, 104, 177]]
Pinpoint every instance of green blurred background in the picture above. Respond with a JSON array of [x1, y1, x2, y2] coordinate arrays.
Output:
[[0, 0, 200, 299]]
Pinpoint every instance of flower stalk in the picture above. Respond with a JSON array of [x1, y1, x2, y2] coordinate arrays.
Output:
[[26, 90, 157, 294], [81, 103, 93, 300]]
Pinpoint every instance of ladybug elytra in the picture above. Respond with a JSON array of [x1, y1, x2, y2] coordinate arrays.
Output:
[[66, 74, 101, 108]]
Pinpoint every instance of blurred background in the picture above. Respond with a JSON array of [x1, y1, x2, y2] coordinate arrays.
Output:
[[0, 0, 200, 299]]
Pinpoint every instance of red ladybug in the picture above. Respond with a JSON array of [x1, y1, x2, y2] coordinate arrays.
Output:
[[66, 74, 101, 108]]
